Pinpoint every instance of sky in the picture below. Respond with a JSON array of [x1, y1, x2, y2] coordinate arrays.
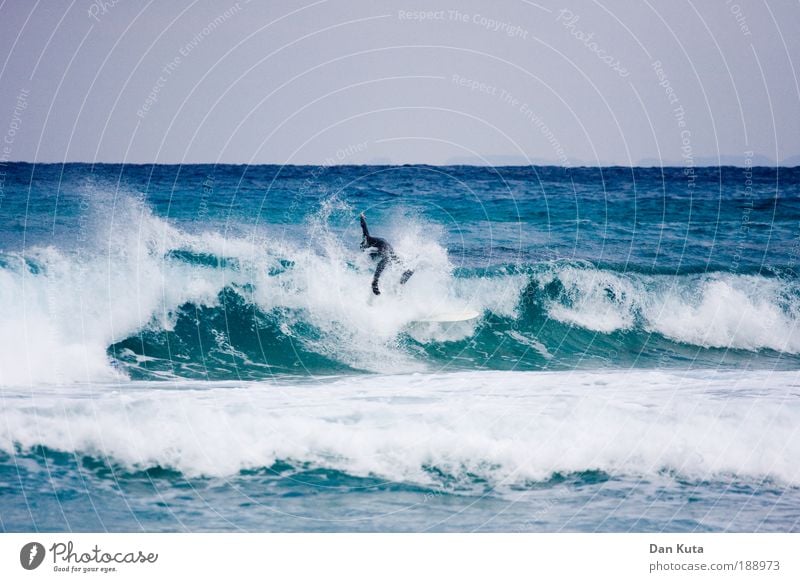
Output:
[[1, 0, 799, 166]]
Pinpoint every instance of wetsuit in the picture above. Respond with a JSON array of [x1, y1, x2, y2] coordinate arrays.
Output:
[[360, 214, 414, 295]]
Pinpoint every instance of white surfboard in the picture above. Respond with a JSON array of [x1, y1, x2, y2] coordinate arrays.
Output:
[[413, 309, 481, 323]]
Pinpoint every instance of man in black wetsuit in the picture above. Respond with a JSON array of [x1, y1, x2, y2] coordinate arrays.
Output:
[[360, 212, 414, 295]]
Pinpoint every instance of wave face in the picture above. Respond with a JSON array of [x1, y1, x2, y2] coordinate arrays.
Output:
[[2, 164, 800, 384]]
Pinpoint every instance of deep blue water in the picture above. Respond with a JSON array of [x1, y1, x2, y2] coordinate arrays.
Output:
[[1, 163, 798, 531]]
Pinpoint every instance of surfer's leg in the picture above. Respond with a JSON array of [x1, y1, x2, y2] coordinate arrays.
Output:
[[372, 257, 388, 295], [400, 269, 414, 285]]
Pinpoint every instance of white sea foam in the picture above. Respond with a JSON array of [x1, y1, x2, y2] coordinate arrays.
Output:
[[0, 197, 241, 386], [2, 370, 798, 487], [540, 265, 638, 332], [644, 276, 800, 352], [539, 265, 800, 351]]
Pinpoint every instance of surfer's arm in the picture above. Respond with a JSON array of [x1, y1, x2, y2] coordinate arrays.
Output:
[[359, 213, 371, 249]]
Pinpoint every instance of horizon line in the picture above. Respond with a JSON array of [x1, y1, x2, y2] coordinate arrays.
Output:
[[2, 161, 799, 169]]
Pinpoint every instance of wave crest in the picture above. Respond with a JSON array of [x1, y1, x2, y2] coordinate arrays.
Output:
[[2, 194, 800, 384]]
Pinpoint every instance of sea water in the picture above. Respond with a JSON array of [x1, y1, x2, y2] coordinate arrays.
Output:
[[1, 163, 798, 531]]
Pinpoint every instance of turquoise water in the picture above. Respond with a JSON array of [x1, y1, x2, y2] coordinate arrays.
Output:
[[1, 163, 799, 531]]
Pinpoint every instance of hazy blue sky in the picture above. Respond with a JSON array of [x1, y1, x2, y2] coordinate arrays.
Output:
[[1, 0, 798, 165]]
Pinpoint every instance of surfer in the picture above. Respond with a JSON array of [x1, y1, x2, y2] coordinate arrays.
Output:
[[360, 212, 414, 295]]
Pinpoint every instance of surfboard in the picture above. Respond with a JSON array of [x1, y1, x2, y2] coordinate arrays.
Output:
[[413, 309, 481, 323]]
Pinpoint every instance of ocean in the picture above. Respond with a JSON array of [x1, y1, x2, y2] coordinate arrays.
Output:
[[1, 163, 799, 532]]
